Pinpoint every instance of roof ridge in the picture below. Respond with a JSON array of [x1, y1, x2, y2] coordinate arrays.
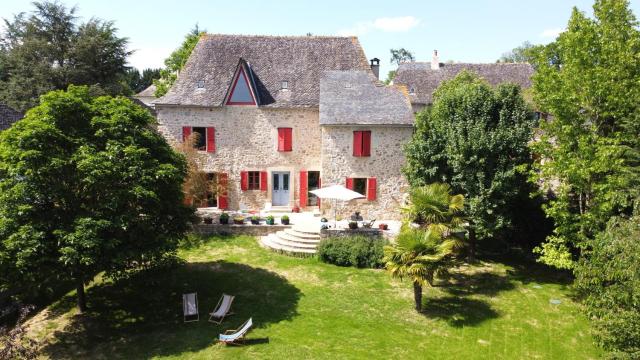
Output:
[[201, 33, 359, 40]]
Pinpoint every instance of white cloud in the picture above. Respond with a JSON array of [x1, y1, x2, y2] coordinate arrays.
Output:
[[337, 16, 420, 36], [540, 28, 563, 39], [127, 46, 173, 70], [373, 16, 421, 32]]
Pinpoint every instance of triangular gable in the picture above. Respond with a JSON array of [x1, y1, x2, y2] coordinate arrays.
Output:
[[226, 61, 258, 105]]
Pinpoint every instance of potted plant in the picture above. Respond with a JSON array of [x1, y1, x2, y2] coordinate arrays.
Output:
[[219, 212, 229, 225], [348, 221, 358, 229], [265, 215, 275, 225], [378, 223, 388, 230], [320, 217, 328, 223], [250, 215, 260, 225], [203, 215, 213, 224], [281, 215, 290, 225], [233, 216, 245, 225]]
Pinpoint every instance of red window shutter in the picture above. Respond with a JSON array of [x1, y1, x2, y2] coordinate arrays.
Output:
[[277, 128, 285, 151], [260, 171, 268, 191], [299, 171, 308, 207], [362, 131, 371, 157], [353, 131, 363, 156], [182, 126, 192, 142], [346, 177, 354, 190], [367, 177, 377, 201], [206, 127, 215, 153], [285, 128, 292, 151], [240, 171, 248, 191], [218, 173, 228, 209]]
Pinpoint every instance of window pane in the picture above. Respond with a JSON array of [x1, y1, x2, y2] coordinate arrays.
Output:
[[354, 178, 366, 196], [273, 173, 279, 190], [229, 70, 254, 103], [248, 171, 260, 190], [192, 127, 206, 150], [283, 174, 289, 191]]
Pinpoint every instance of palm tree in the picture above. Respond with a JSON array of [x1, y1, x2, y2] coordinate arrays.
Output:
[[402, 183, 465, 234], [383, 227, 464, 312]]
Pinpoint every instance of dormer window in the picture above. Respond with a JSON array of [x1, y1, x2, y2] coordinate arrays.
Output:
[[344, 83, 351, 88], [197, 80, 205, 88], [281, 81, 288, 90], [409, 87, 415, 95]]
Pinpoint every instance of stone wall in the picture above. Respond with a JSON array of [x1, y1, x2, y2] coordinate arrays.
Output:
[[193, 224, 289, 236], [156, 106, 322, 210], [320, 125, 412, 220], [320, 227, 382, 239]]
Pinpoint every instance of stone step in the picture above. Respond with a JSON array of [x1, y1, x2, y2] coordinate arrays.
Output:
[[269, 235, 318, 249], [283, 228, 321, 240], [276, 231, 321, 245], [291, 225, 321, 235], [260, 235, 316, 255]]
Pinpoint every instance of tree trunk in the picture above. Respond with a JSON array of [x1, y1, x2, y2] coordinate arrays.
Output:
[[413, 281, 423, 312], [469, 227, 477, 263], [76, 278, 87, 313]]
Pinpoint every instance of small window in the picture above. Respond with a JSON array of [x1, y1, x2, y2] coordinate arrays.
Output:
[[344, 82, 351, 88], [197, 80, 205, 88], [353, 178, 367, 196], [281, 80, 288, 89], [409, 87, 415, 95], [248, 171, 260, 190], [192, 127, 207, 150]]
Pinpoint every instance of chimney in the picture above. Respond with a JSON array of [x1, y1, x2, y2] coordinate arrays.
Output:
[[370, 58, 380, 80], [431, 50, 440, 70]]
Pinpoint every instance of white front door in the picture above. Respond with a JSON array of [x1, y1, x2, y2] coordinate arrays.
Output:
[[272, 172, 290, 206]]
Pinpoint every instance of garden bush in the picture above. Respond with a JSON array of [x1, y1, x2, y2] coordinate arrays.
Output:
[[317, 235, 387, 268]]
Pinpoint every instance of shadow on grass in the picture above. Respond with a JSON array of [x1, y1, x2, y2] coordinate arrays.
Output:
[[421, 296, 499, 327], [440, 271, 515, 297], [40, 261, 300, 359]]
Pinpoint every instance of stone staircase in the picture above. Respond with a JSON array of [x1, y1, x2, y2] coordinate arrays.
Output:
[[259, 223, 321, 257]]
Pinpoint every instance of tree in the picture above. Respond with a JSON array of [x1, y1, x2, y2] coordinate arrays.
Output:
[[574, 215, 640, 357], [154, 25, 204, 97], [403, 71, 536, 260], [529, 0, 640, 269], [383, 227, 463, 312], [124, 68, 161, 94], [385, 48, 415, 84], [0, 86, 192, 312], [497, 41, 542, 63], [175, 133, 219, 207], [0, 1, 131, 111], [402, 183, 465, 234]]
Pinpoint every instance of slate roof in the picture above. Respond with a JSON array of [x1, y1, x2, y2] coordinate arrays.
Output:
[[135, 84, 157, 98], [0, 104, 23, 131], [320, 71, 414, 126], [155, 34, 371, 108], [394, 62, 534, 105]]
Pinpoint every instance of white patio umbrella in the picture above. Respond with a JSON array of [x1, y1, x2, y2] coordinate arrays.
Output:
[[310, 185, 365, 228]]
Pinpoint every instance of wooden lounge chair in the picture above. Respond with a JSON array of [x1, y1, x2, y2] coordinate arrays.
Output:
[[218, 318, 253, 345], [183, 292, 199, 322], [209, 293, 235, 324]]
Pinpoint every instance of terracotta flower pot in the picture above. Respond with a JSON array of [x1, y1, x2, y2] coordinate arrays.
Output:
[[378, 224, 388, 230]]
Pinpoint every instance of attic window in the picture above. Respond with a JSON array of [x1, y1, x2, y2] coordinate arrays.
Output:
[[281, 81, 288, 90], [344, 83, 351, 88], [409, 87, 415, 95], [197, 80, 205, 88]]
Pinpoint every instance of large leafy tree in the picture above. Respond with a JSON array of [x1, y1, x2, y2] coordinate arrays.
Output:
[[574, 215, 640, 358], [384, 47, 415, 85], [497, 41, 542, 63], [0, 1, 131, 111], [0, 86, 192, 312], [153, 25, 204, 97], [529, 0, 640, 269], [404, 72, 536, 260]]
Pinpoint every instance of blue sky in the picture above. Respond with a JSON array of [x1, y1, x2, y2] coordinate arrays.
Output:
[[2, 0, 639, 76]]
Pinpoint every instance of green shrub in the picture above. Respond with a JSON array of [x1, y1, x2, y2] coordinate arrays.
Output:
[[575, 216, 640, 358], [317, 235, 387, 268]]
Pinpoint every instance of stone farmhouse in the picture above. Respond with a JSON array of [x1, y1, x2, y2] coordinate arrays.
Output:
[[394, 50, 534, 113], [154, 34, 414, 220]]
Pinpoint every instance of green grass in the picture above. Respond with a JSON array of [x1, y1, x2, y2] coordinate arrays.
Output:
[[27, 235, 601, 359]]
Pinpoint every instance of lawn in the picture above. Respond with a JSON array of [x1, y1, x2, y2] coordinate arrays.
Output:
[[25, 235, 601, 359]]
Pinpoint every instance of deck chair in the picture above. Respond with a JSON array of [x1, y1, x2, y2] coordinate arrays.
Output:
[[209, 293, 235, 324], [219, 318, 253, 345], [363, 219, 376, 228], [183, 292, 199, 322]]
